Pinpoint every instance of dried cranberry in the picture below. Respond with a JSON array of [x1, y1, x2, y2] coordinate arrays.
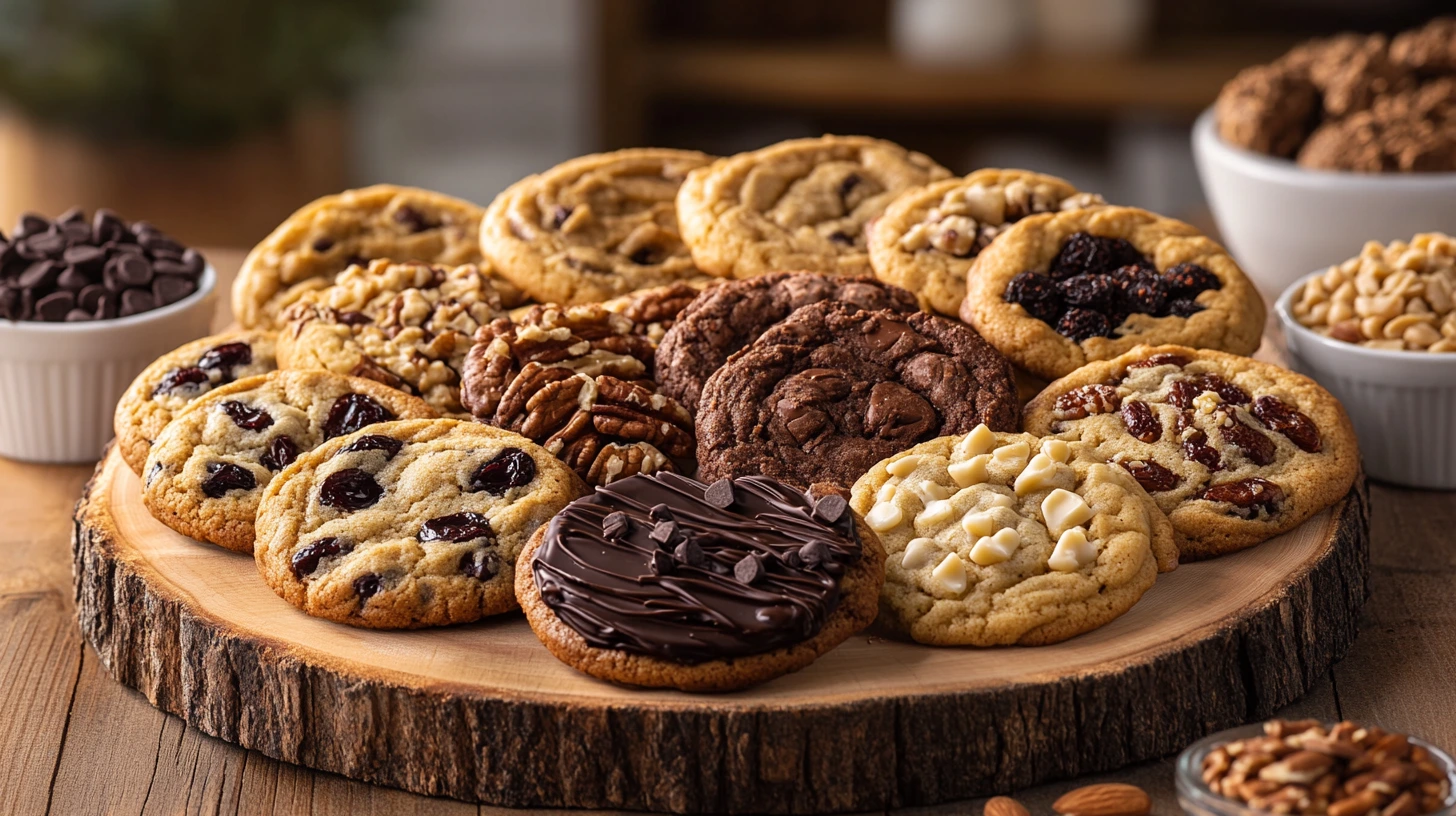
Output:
[[1166, 380, 1200, 409], [460, 551, 500, 580], [290, 537, 347, 578], [201, 462, 256, 498], [1220, 415, 1277, 466], [1120, 459, 1179, 493], [1201, 478, 1285, 512], [337, 434, 404, 458], [1109, 264, 1170, 316], [1004, 271, 1064, 324], [319, 468, 384, 510], [1163, 263, 1221, 298], [152, 366, 209, 397], [418, 512, 495, 543], [323, 393, 395, 439], [353, 573, 383, 600], [1167, 299, 1206, 317], [220, 400, 273, 431], [1252, 395, 1322, 453], [196, 342, 252, 381], [260, 436, 298, 471], [1056, 307, 1112, 341], [1193, 374, 1251, 406], [469, 448, 536, 494], [1058, 273, 1118, 312], [1048, 232, 1145, 280], [1053, 383, 1121, 419], [1128, 352, 1191, 370], [1120, 399, 1162, 443]]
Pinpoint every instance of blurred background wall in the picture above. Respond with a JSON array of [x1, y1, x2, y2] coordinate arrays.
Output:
[[0, 0, 1447, 247]]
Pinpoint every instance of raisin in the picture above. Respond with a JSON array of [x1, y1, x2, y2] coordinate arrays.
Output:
[[1220, 414, 1277, 466], [1109, 264, 1169, 316], [319, 468, 384, 510], [1004, 271, 1064, 324], [290, 537, 347, 579], [1252, 395, 1322, 453], [1053, 383, 1122, 420], [1058, 273, 1118, 312], [1056, 307, 1111, 341], [1167, 298, 1206, 317], [1048, 232, 1145, 280], [551, 205, 573, 228], [337, 434, 404, 458], [1167, 380, 1200, 409], [260, 436, 298, 471], [152, 366, 209, 397], [1128, 352, 1192, 370], [1194, 373, 1251, 406], [312, 237, 335, 252], [1201, 477, 1285, 511], [470, 448, 536, 494], [353, 573, 383, 600], [196, 342, 252, 380], [1163, 262, 1221, 298], [460, 551, 501, 581], [201, 462, 255, 498], [629, 247, 659, 265], [418, 512, 495, 543], [828, 231, 854, 246], [1120, 399, 1162, 442], [323, 393, 395, 439], [838, 173, 861, 198], [393, 205, 434, 233], [220, 400, 273, 431], [1120, 459, 1179, 493]]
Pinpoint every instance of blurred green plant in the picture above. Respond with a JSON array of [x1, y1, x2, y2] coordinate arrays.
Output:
[[0, 0, 413, 145]]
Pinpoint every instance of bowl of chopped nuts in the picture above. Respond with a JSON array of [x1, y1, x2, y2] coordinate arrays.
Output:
[[1176, 719, 1456, 816], [1275, 233, 1456, 489]]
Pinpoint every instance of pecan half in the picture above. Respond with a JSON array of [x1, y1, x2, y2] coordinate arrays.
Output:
[[1253, 395, 1323, 453], [1053, 383, 1121, 420]]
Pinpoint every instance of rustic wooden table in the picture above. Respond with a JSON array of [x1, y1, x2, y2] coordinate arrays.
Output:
[[2, 254, 1452, 816]]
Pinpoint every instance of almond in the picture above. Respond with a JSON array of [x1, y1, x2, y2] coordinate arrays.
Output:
[[984, 795, 1032, 816], [1052, 783, 1152, 816]]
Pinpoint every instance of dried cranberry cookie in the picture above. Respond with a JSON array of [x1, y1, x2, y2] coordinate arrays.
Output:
[[142, 370, 435, 553], [960, 206, 1265, 381], [868, 169, 1105, 316], [114, 330, 278, 474], [1023, 345, 1359, 559], [255, 419, 585, 629]]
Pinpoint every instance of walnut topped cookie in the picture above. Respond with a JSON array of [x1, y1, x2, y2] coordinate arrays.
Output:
[[851, 426, 1177, 647], [278, 260, 505, 415], [868, 169, 1105, 316], [676, 135, 951, 280], [1024, 345, 1359, 559], [481, 148, 717, 305], [961, 206, 1265, 380]]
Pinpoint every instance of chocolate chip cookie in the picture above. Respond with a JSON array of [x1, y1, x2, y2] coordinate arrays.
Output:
[[696, 301, 1019, 491], [868, 169, 1105, 316], [517, 471, 884, 691], [277, 260, 505, 415], [850, 426, 1177, 646], [1023, 345, 1360, 559], [255, 418, 586, 629], [142, 370, 435, 553], [655, 271, 918, 412], [676, 135, 952, 280], [115, 330, 278, 474], [480, 148, 717, 306], [961, 206, 1265, 381]]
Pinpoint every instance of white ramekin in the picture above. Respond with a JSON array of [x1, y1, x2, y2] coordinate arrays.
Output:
[[1276, 271, 1456, 489], [1192, 108, 1456, 301], [0, 266, 216, 463]]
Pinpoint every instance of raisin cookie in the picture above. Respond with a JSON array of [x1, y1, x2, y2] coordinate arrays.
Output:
[[255, 419, 585, 629], [480, 149, 717, 306], [655, 271, 918, 412], [114, 330, 277, 474], [961, 206, 1265, 380], [278, 260, 505, 415], [142, 370, 435, 553], [234, 184, 522, 329], [518, 471, 884, 691], [460, 304, 695, 485], [851, 426, 1177, 646], [1023, 345, 1360, 559], [696, 301, 1019, 491], [676, 135, 951, 280], [868, 169, 1106, 316]]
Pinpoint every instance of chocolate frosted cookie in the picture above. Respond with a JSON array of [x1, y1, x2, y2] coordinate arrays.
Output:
[[696, 301, 1019, 491], [256, 419, 586, 629], [142, 370, 436, 553], [517, 471, 885, 691], [481, 149, 717, 306], [114, 330, 278, 474], [676, 135, 951, 280], [655, 271, 918, 412]]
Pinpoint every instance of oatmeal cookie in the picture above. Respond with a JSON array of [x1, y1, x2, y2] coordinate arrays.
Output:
[[868, 169, 1105, 315], [517, 471, 884, 691], [277, 260, 505, 415], [114, 330, 277, 474], [851, 426, 1177, 646], [961, 206, 1265, 381], [255, 418, 585, 629], [696, 301, 1019, 491], [480, 149, 717, 306], [676, 135, 951, 280], [142, 370, 435, 553], [1023, 345, 1360, 559]]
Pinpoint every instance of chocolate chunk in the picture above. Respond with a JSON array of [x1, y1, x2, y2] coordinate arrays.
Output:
[[704, 478, 736, 509], [55, 265, 91, 290], [18, 260, 60, 289], [673, 538, 705, 567], [799, 540, 829, 565], [152, 258, 191, 277], [15, 213, 50, 239], [649, 503, 674, 520], [460, 551, 500, 580], [152, 274, 197, 305], [92, 291, 116, 320], [180, 247, 206, 275], [601, 511, 629, 539], [92, 209, 125, 243], [649, 520, 681, 547], [34, 291, 75, 321], [813, 493, 848, 524], [26, 232, 65, 257], [113, 254, 153, 287], [119, 288, 155, 316], [0, 288, 18, 320], [77, 284, 108, 314], [353, 573, 383, 600], [734, 554, 764, 584], [648, 550, 673, 576], [62, 245, 105, 269], [57, 206, 85, 225], [64, 308, 91, 322]]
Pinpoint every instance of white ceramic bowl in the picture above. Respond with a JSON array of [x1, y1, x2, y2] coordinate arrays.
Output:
[[0, 266, 216, 463], [1192, 108, 1456, 301], [1276, 270, 1456, 489]]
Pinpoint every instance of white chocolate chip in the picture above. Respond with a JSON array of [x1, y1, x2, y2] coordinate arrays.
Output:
[[901, 538, 937, 569], [887, 455, 922, 478], [1048, 526, 1099, 572], [954, 424, 996, 459], [1042, 438, 1071, 463], [932, 552, 968, 594], [918, 499, 955, 526], [987, 492, 1015, 508], [948, 454, 991, 487], [970, 528, 1022, 566], [866, 502, 904, 532], [1013, 453, 1059, 495], [876, 479, 899, 503], [992, 441, 1031, 470], [961, 511, 997, 538], [1042, 488, 1094, 536], [916, 481, 951, 501]]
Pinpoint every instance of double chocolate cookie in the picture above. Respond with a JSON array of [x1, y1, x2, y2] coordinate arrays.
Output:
[[696, 301, 1019, 490]]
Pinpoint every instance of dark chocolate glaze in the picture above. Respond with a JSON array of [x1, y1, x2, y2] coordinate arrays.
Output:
[[532, 472, 862, 663]]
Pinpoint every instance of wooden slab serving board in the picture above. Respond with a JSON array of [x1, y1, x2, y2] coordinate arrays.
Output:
[[72, 446, 1369, 814]]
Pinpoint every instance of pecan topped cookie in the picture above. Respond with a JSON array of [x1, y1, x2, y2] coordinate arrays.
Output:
[[481, 148, 717, 305], [676, 135, 952, 280], [278, 260, 506, 415], [868, 169, 1105, 316], [1023, 345, 1360, 559]]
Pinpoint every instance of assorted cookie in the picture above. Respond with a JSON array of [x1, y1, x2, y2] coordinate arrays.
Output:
[[961, 206, 1266, 380], [676, 135, 952, 280], [255, 419, 586, 628], [868, 169, 1105, 316], [517, 471, 884, 691], [277, 259, 505, 415], [142, 370, 435, 552], [1023, 345, 1360, 559], [696, 301, 1019, 491], [851, 426, 1177, 646]]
